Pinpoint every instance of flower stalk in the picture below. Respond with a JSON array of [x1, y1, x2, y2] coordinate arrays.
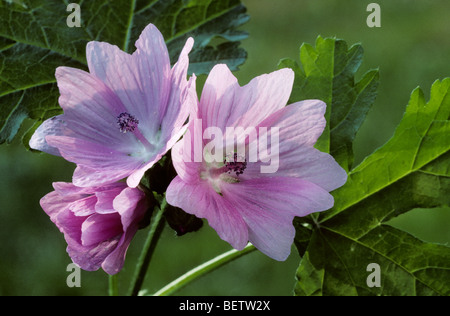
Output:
[[152, 243, 256, 296], [128, 197, 167, 296], [109, 274, 119, 296]]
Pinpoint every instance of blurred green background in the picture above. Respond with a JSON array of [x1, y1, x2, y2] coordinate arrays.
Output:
[[1, 0, 449, 295]]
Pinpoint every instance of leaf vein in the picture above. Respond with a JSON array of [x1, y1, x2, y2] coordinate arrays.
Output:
[[165, 2, 243, 45], [322, 225, 447, 295]]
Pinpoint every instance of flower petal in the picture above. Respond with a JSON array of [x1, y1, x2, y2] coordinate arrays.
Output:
[[81, 213, 123, 247], [83, 26, 195, 189], [102, 187, 148, 275], [246, 145, 347, 193], [159, 37, 194, 144], [86, 24, 172, 138], [101, 228, 136, 275], [166, 176, 249, 250], [69, 195, 97, 217], [232, 67, 294, 128], [221, 177, 334, 260], [45, 135, 143, 186], [72, 165, 137, 188], [276, 146, 347, 192], [113, 186, 147, 229], [86, 41, 146, 120], [257, 99, 327, 147], [29, 115, 71, 156], [198, 64, 294, 131], [52, 181, 93, 196], [55, 66, 142, 154], [95, 184, 127, 214], [170, 123, 203, 183], [67, 235, 120, 272], [56, 66, 127, 119], [40, 189, 78, 224], [133, 23, 172, 135], [198, 64, 239, 130], [242, 100, 347, 191]]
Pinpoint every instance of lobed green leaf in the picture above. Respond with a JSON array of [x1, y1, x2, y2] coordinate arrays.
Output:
[[283, 37, 450, 296], [278, 36, 379, 170]]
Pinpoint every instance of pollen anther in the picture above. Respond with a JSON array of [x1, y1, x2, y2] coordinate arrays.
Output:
[[224, 152, 247, 176], [117, 112, 139, 133]]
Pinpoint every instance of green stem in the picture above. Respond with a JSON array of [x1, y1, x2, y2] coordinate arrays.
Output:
[[153, 243, 256, 296], [128, 198, 167, 296], [108, 274, 119, 296]]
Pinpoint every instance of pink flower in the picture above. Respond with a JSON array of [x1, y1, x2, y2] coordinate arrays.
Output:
[[30, 24, 196, 188], [40, 182, 148, 275], [166, 64, 347, 261]]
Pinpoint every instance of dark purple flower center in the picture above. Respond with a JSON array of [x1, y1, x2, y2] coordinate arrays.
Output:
[[223, 152, 247, 176], [117, 112, 139, 133]]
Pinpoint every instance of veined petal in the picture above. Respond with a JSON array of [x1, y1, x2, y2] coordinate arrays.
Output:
[[52, 181, 92, 196], [40, 190, 78, 224], [95, 185, 127, 214], [224, 177, 334, 219], [69, 195, 97, 217], [276, 146, 347, 192], [170, 129, 203, 183], [242, 99, 347, 191], [166, 176, 249, 250], [56, 66, 127, 117], [198, 64, 239, 130], [29, 115, 72, 156], [125, 38, 195, 189], [87, 41, 151, 131], [55, 66, 142, 152], [159, 38, 194, 143], [55, 207, 87, 247], [133, 23, 172, 134], [45, 135, 141, 169], [32, 23, 195, 189], [86, 24, 175, 139], [81, 213, 122, 247], [257, 99, 327, 147], [102, 187, 148, 275], [113, 186, 147, 229], [232, 68, 294, 128], [198, 64, 294, 130], [67, 235, 120, 272], [101, 226, 137, 275], [73, 165, 138, 188], [221, 177, 334, 260]]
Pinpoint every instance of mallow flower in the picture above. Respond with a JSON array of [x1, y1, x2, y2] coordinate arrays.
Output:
[[30, 24, 195, 188], [166, 64, 348, 261], [40, 182, 148, 275]]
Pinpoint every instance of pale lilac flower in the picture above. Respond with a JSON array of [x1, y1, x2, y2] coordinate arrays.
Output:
[[30, 24, 196, 188], [40, 182, 148, 275], [166, 64, 347, 261]]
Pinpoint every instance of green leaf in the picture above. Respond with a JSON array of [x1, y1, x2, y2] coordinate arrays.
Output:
[[295, 224, 450, 296], [325, 79, 450, 223], [282, 37, 450, 296], [278, 36, 379, 170], [0, 0, 249, 148], [296, 78, 450, 296]]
